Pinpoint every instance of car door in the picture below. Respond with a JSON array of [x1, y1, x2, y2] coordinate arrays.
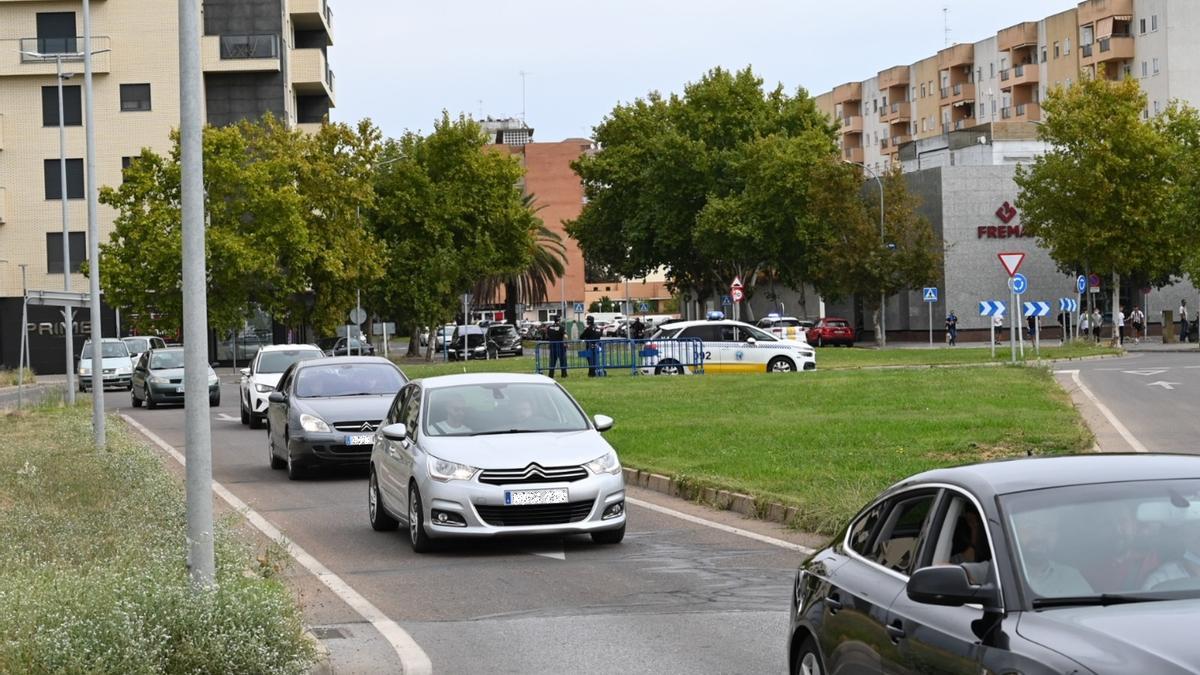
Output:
[[735, 324, 783, 371], [392, 384, 424, 505], [376, 384, 413, 507], [267, 365, 295, 453], [886, 492, 1002, 675], [132, 352, 149, 396], [241, 351, 259, 409], [677, 325, 722, 370], [816, 489, 940, 675]]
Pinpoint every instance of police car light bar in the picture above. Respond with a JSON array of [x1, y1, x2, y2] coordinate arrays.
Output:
[[706, 311, 726, 321]]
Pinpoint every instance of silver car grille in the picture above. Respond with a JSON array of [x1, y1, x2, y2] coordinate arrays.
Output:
[[332, 420, 379, 433], [478, 463, 589, 486]]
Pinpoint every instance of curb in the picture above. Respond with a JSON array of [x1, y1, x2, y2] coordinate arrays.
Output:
[[622, 467, 799, 527], [305, 628, 333, 675]]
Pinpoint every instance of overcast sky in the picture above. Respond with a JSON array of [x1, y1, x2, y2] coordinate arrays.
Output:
[[331, 0, 1077, 142]]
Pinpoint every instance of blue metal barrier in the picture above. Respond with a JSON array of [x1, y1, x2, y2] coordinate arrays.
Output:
[[534, 338, 705, 376]]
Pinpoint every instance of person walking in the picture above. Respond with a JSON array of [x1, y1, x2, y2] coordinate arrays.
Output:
[[1181, 300, 1190, 343], [945, 310, 959, 346], [1131, 306, 1145, 344], [1092, 308, 1103, 342], [1115, 305, 1126, 346], [1079, 312, 1089, 341], [630, 317, 646, 340], [580, 315, 602, 377], [993, 313, 1004, 344], [545, 315, 568, 378]]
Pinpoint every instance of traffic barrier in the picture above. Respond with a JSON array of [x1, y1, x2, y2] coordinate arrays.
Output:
[[534, 338, 705, 376]]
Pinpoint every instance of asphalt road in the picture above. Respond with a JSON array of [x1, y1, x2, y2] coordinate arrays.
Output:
[[102, 379, 807, 674], [1056, 351, 1200, 454]]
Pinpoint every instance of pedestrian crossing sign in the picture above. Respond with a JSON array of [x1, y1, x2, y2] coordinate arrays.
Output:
[[923, 287, 938, 302]]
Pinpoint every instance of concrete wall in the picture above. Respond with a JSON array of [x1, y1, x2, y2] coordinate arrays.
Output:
[[1163, 0, 1200, 109]]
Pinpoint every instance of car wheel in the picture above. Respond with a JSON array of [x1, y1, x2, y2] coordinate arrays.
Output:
[[408, 483, 434, 553], [768, 357, 796, 373], [209, 392, 220, 407], [240, 400, 249, 425], [286, 439, 306, 480], [249, 412, 263, 430], [517, 347, 524, 357], [131, 388, 142, 408], [267, 424, 285, 470], [369, 469, 399, 531], [792, 636, 824, 675], [655, 359, 684, 375], [145, 388, 158, 410], [591, 523, 625, 545]]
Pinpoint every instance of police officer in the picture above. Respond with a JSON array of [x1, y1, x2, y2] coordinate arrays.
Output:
[[546, 315, 567, 378], [580, 315, 602, 377], [630, 317, 645, 340]]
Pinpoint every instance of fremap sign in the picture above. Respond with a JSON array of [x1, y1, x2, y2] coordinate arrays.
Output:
[[977, 201, 1033, 239]]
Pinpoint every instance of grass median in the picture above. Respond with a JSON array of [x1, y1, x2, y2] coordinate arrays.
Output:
[[0, 405, 314, 674]]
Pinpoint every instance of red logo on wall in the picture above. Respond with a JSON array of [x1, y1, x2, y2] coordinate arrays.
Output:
[[995, 201, 1018, 224]]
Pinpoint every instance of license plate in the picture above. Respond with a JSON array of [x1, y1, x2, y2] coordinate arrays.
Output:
[[505, 488, 568, 506], [175, 386, 185, 393], [344, 434, 374, 446]]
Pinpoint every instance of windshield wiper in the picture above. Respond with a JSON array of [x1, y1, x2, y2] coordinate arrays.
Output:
[[470, 429, 548, 436], [1032, 593, 1166, 609], [324, 392, 385, 397]]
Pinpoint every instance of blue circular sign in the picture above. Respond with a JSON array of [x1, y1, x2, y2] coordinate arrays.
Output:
[[1009, 273, 1028, 295], [1076, 275, 1087, 294]]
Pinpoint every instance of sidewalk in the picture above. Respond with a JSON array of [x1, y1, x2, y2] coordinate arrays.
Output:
[[1121, 337, 1200, 354]]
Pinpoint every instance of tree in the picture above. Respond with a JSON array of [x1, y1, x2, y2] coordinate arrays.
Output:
[[97, 115, 384, 336], [1159, 104, 1200, 287], [568, 66, 845, 308], [370, 114, 536, 358], [471, 194, 566, 325], [1015, 74, 1184, 318]]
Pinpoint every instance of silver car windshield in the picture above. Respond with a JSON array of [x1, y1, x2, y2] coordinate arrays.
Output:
[[82, 342, 130, 359], [294, 363, 405, 398], [258, 349, 323, 374], [1001, 479, 1200, 602], [150, 350, 185, 369], [424, 383, 590, 437]]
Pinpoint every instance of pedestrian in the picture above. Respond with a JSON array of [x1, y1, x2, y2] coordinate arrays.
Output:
[[992, 313, 1004, 344], [945, 310, 958, 346], [1092, 308, 1102, 342], [545, 315, 568, 378], [1079, 313, 1090, 341], [1131, 306, 1145, 344], [630, 317, 646, 340], [1027, 315, 1037, 341], [580, 315, 602, 377], [1116, 305, 1126, 346], [1180, 300, 1190, 343]]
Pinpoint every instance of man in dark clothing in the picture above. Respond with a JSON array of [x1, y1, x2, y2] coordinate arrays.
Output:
[[630, 318, 646, 340], [545, 316, 567, 378], [945, 311, 958, 346], [580, 316, 602, 377]]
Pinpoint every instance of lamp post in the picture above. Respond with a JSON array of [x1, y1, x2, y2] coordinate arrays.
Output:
[[850, 161, 887, 348]]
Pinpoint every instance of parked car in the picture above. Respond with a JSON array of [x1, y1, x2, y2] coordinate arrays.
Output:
[[435, 324, 458, 350], [265, 356, 408, 479], [447, 326, 499, 360], [239, 344, 325, 429], [318, 336, 375, 357], [807, 317, 856, 347], [78, 338, 135, 391], [789, 454, 1200, 675], [756, 314, 814, 342], [121, 335, 167, 364], [130, 347, 220, 408], [645, 319, 815, 374], [368, 373, 626, 553], [486, 323, 524, 357]]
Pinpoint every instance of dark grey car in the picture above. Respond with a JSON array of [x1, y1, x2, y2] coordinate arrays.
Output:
[[130, 347, 221, 409], [789, 454, 1200, 675], [486, 323, 524, 357], [265, 356, 407, 480]]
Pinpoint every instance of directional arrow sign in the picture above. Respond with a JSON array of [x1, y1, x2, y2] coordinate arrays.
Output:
[[1023, 301, 1051, 317], [978, 300, 1006, 317], [1058, 298, 1078, 312], [1122, 369, 1168, 377], [998, 252, 1026, 277], [1148, 381, 1180, 390]]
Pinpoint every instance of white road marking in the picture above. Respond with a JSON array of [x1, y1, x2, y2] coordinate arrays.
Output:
[[1054, 370, 1150, 454], [120, 413, 433, 674], [215, 412, 239, 422], [627, 497, 816, 555], [1121, 369, 1168, 376], [522, 544, 566, 560], [1147, 381, 1180, 390]]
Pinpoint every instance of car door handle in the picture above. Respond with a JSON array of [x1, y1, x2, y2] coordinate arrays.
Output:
[[823, 596, 843, 613], [886, 622, 906, 642]]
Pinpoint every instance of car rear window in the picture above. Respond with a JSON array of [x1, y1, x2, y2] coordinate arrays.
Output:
[[258, 349, 323, 374], [830, 320, 850, 328], [123, 338, 150, 353], [295, 363, 406, 398]]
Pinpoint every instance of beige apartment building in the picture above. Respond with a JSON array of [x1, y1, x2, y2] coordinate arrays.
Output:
[[0, 0, 335, 372]]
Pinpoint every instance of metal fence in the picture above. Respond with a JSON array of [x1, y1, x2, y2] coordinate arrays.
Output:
[[534, 338, 705, 376]]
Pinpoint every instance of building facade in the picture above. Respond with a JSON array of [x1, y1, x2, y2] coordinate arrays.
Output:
[[0, 0, 335, 372]]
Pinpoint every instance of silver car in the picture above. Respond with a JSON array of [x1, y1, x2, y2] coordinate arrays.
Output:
[[368, 373, 626, 553]]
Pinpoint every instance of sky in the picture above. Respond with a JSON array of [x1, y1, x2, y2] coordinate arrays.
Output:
[[331, 0, 1079, 142]]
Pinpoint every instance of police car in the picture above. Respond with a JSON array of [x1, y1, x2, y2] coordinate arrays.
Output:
[[641, 314, 816, 374], [755, 313, 813, 341]]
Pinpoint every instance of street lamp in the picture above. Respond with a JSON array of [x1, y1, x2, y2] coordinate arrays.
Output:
[[848, 161, 887, 348]]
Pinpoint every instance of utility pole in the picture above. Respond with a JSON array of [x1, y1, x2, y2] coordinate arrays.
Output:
[[179, 0, 215, 589], [82, 0, 104, 446], [18, 264, 28, 410], [57, 54, 76, 404], [855, 162, 887, 347]]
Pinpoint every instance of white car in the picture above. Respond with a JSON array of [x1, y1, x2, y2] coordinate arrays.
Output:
[[121, 335, 168, 367], [643, 319, 815, 374], [238, 344, 325, 428], [78, 338, 135, 391], [755, 314, 814, 342]]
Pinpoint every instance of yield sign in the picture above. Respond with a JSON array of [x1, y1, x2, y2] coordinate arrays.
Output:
[[998, 252, 1025, 277], [731, 276, 743, 290]]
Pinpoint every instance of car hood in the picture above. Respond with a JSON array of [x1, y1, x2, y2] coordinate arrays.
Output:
[[419, 429, 614, 469], [781, 338, 811, 348], [296, 395, 393, 424], [84, 356, 134, 370], [251, 372, 284, 388], [1017, 599, 1200, 673], [148, 367, 186, 378]]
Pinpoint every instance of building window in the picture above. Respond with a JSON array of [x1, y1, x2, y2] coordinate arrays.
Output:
[[1154, 100, 1161, 115], [44, 158, 84, 200], [1153, 58, 1160, 75], [1041, 47, 1047, 63], [46, 232, 86, 274], [1140, 18, 1147, 34], [1142, 61, 1149, 77], [990, 63, 995, 77], [1152, 15, 1158, 31], [1054, 42, 1060, 58], [120, 84, 152, 112], [41, 85, 82, 126], [35, 12, 77, 54], [976, 67, 982, 83], [1064, 38, 1071, 55]]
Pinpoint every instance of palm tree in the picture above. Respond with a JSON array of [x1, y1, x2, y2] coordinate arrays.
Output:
[[473, 194, 567, 323]]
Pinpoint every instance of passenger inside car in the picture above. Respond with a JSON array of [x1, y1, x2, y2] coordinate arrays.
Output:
[[432, 394, 472, 435], [1014, 509, 1094, 597], [1142, 519, 1200, 591]]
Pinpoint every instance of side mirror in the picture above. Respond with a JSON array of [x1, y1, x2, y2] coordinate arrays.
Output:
[[746, 337, 757, 344], [239, 368, 250, 378], [381, 422, 408, 441], [593, 414, 614, 432], [907, 565, 999, 608], [268, 391, 287, 404]]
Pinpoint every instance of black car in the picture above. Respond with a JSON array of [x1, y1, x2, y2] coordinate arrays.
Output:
[[265, 356, 407, 479], [789, 454, 1200, 675], [318, 336, 376, 357], [446, 331, 499, 361], [486, 323, 524, 357]]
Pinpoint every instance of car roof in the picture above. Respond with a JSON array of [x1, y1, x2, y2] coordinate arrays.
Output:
[[294, 355, 393, 369], [895, 454, 1200, 497], [414, 373, 556, 389], [658, 319, 757, 329], [257, 343, 322, 353], [85, 337, 126, 343]]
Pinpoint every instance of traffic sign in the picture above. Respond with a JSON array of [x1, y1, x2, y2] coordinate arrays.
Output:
[[731, 288, 744, 303], [638, 302, 650, 313], [979, 300, 1006, 317], [348, 307, 367, 324], [1023, 301, 1051, 317], [922, 287, 938, 303], [998, 252, 1026, 277], [1008, 273, 1028, 295], [730, 276, 743, 290], [573, 302, 585, 314], [1058, 298, 1078, 312], [1076, 275, 1087, 294], [720, 295, 732, 306], [1088, 273, 1101, 293]]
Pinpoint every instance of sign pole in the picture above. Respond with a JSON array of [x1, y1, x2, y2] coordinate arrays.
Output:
[[990, 313, 996, 359], [1010, 288, 1017, 364], [1035, 316, 1040, 358], [1018, 293, 1025, 358], [928, 300, 933, 346]]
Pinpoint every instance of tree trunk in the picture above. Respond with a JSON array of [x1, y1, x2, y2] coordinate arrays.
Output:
[[406, 322, 421, 357], [873, 305, 883, 348], [1111, 271, 1121, 346]]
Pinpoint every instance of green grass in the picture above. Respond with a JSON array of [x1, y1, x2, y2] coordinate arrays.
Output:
[[0, 368, 36, 386], [816, 342, 1120, 369], [0, 405, 315, 674]]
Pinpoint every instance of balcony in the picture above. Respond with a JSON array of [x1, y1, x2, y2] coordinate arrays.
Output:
[[1095, 35, 1135, 62], [877, 65, 910, 89], [290, 0, 334, 45], [998, 21, 1039, 52], [891, 134, 912, 146], [890, 101, 910, 122], [938, 43, 974, 69], [843, 146, 864, 163], [1078, 0, 1133, 27], [1000, 63, 1040, 91], [832, 81, 862, 104], [839, 115, 863, 134], [201, 34, 281, 73], [941, 82, 975, 103], [290, 47, 335, 102], [0, 37, 111, 77], [297, 121, 323, 135], [1001, 103, 1042, 121]]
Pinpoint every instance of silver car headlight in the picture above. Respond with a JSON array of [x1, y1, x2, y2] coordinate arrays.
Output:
[[299, 413, 330, 433], [148, 375, 166, 384], [117, 366, 132, 375], [428, 455, 478, 482], [254, 383, 274, 393], [584, 450, 622, 475], [79, 367, 92, 376]]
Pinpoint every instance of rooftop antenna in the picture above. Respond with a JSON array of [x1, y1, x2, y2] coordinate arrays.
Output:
[[943, 5, 951, 46], [477, 99, 483, 119], [519, 70, 529, 125]]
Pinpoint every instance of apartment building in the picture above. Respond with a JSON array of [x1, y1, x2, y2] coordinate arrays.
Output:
[[0, 0, 335, 373]]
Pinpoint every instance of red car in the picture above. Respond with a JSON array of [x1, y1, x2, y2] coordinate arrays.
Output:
[[807, 317, 856, 347]]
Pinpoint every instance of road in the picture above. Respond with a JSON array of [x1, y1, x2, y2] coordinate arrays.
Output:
[[1055, 351, 1200, 454], [101, 379, 810, 674]]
